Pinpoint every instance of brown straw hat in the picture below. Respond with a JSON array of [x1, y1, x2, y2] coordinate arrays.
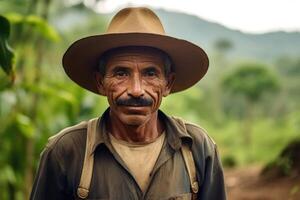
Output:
[[62, 7, 209, 95]]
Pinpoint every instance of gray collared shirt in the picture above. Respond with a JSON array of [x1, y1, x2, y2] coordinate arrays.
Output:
[[30, 109, 226, 200]]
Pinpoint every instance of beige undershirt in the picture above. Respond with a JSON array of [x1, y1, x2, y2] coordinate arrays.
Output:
[[109, 133, 166, 192]]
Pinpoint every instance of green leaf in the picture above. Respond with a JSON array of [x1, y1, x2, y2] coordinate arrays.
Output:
[[16, 113, 35, 138], [6, 13, 61, 42], [0, 15, 15, 78], [0, 165, 16, 184]]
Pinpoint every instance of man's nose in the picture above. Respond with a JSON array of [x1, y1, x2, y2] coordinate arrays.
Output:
[[127, 74, 145, 97]]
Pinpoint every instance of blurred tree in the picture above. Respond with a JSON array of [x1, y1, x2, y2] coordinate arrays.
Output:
[[212, 38, 233, 75], [214, 38, 233, 54], [211, 38, 234, 125], [274, 56, 300, 112], [222, 63, 279, 145], [0, 15, 15, 83], [223, 64, 279, 102]]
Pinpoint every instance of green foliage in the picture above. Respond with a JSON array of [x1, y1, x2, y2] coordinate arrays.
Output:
[[0, 15, 14, 77], [276, 56, 300, 76], [161, 87, 203, 122], [6, 13, 61, 42], [214, 38, 233, 52], [222, 154, 237, 168], [0, 165, 16, 185], [262, 138, 300, 177], [15, 113, 35, 139], [207, 115, 300, 166], [222, 63, 279, 102], [274, 56, 300, 106]]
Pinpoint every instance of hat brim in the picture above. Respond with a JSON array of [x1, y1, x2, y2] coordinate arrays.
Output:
[[62, 32, 209, 95]]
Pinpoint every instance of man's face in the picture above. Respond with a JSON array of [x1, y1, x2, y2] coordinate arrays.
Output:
[[96, 48, 175, 126]]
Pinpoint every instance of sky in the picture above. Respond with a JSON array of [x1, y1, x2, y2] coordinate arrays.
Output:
[[79, 0, 300, 34]]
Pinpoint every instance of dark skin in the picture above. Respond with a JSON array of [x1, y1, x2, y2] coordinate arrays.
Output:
[[95, 48, 175, 143]]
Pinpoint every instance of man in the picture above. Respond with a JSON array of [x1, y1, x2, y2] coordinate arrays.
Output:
[[30, 7, 226, 200]]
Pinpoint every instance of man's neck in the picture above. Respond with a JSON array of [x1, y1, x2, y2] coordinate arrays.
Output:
[[108, 111, 164, 143]]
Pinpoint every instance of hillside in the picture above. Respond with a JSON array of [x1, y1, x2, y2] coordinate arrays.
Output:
[[154, 9, 300, 61]]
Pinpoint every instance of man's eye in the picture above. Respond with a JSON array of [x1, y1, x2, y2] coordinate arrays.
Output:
[[144, 69, 157, 77], [115, 70, 128, 77]]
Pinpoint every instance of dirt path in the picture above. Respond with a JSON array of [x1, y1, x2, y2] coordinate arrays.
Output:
[[225, 165, 300, 200]]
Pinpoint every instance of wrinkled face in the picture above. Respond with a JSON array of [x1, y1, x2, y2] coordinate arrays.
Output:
[[95, 48, 175, 126]]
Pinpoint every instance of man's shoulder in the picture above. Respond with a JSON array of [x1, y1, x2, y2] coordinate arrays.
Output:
[[38, 120, 93, 175], [45, 120, 89, 151], [169, 116, 216, 146]]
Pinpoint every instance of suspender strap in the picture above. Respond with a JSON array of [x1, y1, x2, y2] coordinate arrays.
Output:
[[77, 118, 98, 199], [181, 144, 199, 200]]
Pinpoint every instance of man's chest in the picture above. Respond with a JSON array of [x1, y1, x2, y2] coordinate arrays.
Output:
[[67, 146, 193, 200]]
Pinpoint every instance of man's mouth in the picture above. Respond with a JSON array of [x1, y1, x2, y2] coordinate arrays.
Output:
[[122, 106, 149, 115]]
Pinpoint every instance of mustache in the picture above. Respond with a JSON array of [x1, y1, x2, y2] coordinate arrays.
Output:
[[116, 97, 153, 107]]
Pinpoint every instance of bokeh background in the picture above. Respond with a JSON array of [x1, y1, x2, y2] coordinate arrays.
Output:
[[1, 0, 300, 199]]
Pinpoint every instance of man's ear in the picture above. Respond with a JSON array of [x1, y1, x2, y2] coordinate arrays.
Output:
[[95, 72, 106, 95], [163, 72, 175, 97]]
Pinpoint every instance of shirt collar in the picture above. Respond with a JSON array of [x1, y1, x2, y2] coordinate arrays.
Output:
[[91, 108, 193, 154]]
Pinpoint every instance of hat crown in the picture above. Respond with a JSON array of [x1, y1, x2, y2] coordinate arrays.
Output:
[[106, 7, 165, 35]]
